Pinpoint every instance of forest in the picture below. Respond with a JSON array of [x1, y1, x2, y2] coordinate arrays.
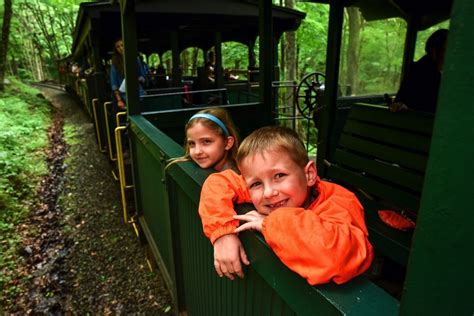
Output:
[[0, 0, 448, 95]]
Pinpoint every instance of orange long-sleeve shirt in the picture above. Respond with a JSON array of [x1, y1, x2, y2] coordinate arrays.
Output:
[[199, 169, 374, 285]]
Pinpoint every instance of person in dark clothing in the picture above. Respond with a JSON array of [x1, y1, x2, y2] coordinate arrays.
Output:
[[391, 29, 448, 114]]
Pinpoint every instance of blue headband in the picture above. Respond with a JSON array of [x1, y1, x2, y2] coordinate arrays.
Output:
[[188, 113, 230, 137]]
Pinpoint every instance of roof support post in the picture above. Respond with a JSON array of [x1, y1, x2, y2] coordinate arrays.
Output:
[[120, 0, 140, 115], [401, 15, 418, 81], [316, 0, 343, 176], [259, 0, 274, 126], [248, 41, 256, 68], [171, 31, 181, 86], [214, 32, 224, 89], [89, 19, 103, 73], [273, 36, 280, 116]]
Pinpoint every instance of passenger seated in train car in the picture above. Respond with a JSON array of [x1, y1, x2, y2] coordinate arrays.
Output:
[[109, 38, 146, 110], [203, 51, 217, 83], [390, 29, 449, 114], [203, 63, 215, 84], [166, 107, 240, 172], [71, 62, 81, 77], [138, 53, 150, 88], [155, 64, 168, 88], [224, 68, 239, 81], [199, 126, 374, 285], [205, 51, 216, 72]]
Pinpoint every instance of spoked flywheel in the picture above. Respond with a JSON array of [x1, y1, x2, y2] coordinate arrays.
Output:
[[295, 72, 326, 119]]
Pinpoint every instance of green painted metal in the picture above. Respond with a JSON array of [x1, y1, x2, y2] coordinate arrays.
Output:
[[343, 120, 431, 153], [120, 0, 140, 116], [400, 0, 474, 314], [339, 134, 427, 172], [349, 103, 434, 135], [129, 115, 182, 310], [259, 0, 275, 126], [317, 0, 344, 177], [140, 95, 183, 112], [328, 164, 420, 212], [225, 84, 259, 105], [334, 150, 424, 189]]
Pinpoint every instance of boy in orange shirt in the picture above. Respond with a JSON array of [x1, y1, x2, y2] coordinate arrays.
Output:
[[199, 126, 374, 285]]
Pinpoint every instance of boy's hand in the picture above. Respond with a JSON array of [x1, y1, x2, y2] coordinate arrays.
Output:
[[213, 234, 249, 280], [233, 211, 266, 233]]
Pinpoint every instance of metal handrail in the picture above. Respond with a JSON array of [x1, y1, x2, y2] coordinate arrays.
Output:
[[103, 101, 117, 162], [114, 111, 133, 223]]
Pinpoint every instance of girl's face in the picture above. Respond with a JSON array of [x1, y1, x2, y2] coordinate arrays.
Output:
[[186, 122, 234, 171], [115, 40, 124, 55]]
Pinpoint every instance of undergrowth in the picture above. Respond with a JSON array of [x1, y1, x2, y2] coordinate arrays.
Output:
[[0, 78, 52, 307]]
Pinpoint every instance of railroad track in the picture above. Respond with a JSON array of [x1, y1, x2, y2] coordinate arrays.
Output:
[[31, 81, 65, 92]]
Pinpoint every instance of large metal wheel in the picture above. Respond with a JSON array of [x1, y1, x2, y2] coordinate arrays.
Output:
[[296, 72, 325, 119]]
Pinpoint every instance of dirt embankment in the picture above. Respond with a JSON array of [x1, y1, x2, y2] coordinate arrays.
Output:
[[8, 84, 172, 314]]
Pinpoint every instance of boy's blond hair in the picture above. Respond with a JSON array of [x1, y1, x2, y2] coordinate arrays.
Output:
[[236, 126, 309, 168]]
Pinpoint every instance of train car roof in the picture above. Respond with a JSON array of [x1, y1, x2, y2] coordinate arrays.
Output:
[[70, 0, 305, 59], [304, 0, 452, 30]]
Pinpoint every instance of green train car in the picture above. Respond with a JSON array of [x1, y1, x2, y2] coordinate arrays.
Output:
[[67, 0, 473, 314]]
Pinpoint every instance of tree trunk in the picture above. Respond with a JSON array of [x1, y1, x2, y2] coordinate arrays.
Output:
[[0, 0, 13, 91], [345, 7, 362, 96], [9, 53, 18, 76], [191, 47, 199, 76], [182, 49, 189, 76]]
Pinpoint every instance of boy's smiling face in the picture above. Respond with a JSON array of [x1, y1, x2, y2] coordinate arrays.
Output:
[[239, 148, 317, 215]]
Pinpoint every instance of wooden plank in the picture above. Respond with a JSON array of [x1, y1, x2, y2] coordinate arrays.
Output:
[[351, 103, 434, 135], [333, 149, 424, 191], [344, 120, 432, 154], [327, 165, 420, 212], [339, 134, 428, 172]]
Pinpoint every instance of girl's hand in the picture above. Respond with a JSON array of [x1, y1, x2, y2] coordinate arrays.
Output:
[[233, 210, 266, 233], [213, 234, 249, 280]]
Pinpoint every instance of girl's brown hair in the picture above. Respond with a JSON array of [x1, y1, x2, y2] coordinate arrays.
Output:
[[166, 107, 239, 170], [111, 39, 124, 76]]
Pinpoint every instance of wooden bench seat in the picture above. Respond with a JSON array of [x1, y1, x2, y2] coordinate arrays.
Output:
[[325, 102, 434, 265]]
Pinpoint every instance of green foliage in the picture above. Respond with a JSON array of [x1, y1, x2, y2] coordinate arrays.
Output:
[[0, 77, 51, 305], [354, 17, 407, 95], [5, 0, 82, 81], [295, 3, 329, 77], [0, 78, 50, 211], [414, 20, 450, 60], [222, 42, 249, 70], [294, 5, 449, 96]]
